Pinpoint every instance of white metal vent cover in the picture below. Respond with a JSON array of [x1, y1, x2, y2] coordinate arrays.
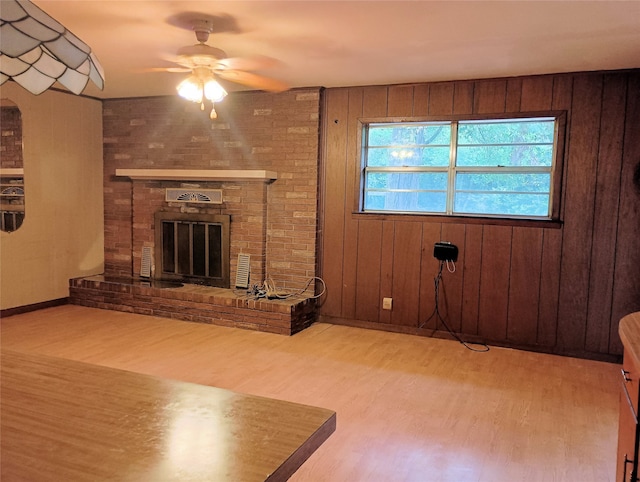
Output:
[[165, 188, 223, 204], [235, 253, 250, 289]]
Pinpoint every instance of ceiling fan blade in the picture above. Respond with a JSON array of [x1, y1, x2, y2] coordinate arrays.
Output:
[[216, 56, 281, 72], [143, 67, 191, 73], [216, 70, 289, 92]]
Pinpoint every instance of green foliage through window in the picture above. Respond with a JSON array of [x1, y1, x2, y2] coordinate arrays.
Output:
[[361, 116, 558, 219]]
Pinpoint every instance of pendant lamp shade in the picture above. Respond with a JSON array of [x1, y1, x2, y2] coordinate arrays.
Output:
[[0, 0, 104, 95]]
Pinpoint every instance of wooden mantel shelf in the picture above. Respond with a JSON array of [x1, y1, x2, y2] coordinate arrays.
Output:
[[0, 168, 24, 176], [115, 169, 277, 182]]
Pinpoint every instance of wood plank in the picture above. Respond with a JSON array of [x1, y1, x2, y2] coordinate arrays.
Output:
[[340, 88, 364, 319], [478, 225, 513, 340], [507, 227, 543, 344], [359, 86, 390, 323], [611, 72, 640, 355], [453, 81, 474, 115], [1, 349, 335, 482], [520, 76, 554, 111], [379, 221, 395, 324], [379, 85, 416, 326], [536, 74, 572, 347], [557, 74, 603, 353], [0, 305, 620, 481], [537, 228, 562, 347], [418, 222, 442, 329], [461, 224, 483, 335], [438, 223, 466, 332], [391, 222, 423, 326], [413, 84, 430, 116], [473, 79, 507, 114], [505, 78, 522, 112], [318, 89, 349, 317], [585, 73, 627, 353], [387, 85, 414, 117], [428, 82, 455, 115], [362, 85, 389, 117], [355, 219, 383, 322]]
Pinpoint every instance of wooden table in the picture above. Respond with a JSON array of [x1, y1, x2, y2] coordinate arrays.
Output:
[[1, 349, 336, 481]]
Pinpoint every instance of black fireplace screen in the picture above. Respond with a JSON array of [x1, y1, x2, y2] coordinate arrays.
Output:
[[154, 212, 230, 287]]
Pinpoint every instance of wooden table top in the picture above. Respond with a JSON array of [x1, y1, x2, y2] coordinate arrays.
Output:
[[1, 349, 336, 481]]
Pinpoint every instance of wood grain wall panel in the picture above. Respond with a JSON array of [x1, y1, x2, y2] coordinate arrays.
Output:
[[320, 89, 349, 317], [535, 74, 572, 347], [505, 78, 523, 112], [340, 89, 364, 319], [318, 70, 637, 360], [521, 77, 554, 111], [379, 221, 395, 324], [362, 85, 389, 117], [473, 80, 507, 114], [387, 85, 414, 117], [552, 74, 574, 220], [429, 83, 455, 115], [537, 229, 562, 346], [439, 224, 466, 332], [355, 219, 383, 322], [380, 85, 417, 325], [419, 223, 442, 329], [610, 72, 640, 355], [557, 74, 603, 352], [585, 73, 627, 353], [461, 225, 483, 335], [478, 225, 513, 340], [391, 222, 423, 326], [453, 82, 474, 115], [361, 86, 391, 322], [507, 227, 543, 344], [413, 84, 430, 116]]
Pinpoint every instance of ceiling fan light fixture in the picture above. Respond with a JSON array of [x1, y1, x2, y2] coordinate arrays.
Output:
[[177, 69, 227, 119], [203, 78, 227, 102], [176, 75, 203, 103]]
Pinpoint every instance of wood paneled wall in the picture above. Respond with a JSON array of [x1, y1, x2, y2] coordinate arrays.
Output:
[[318, 70, 640, 360]]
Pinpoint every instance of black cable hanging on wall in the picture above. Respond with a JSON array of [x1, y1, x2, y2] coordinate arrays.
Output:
[[420, 258, 490, 353]]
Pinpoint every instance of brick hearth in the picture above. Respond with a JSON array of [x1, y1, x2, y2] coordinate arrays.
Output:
[[69, 275, 316, 335]]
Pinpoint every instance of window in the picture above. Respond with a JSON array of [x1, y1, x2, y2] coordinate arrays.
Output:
[[360, 114, 563, 220]]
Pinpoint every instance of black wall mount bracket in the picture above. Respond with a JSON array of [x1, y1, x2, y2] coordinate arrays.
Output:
[[433, 241, 458, 262]]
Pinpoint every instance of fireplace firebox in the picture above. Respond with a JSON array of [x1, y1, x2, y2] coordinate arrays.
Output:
[[153, 212, 230, 287]]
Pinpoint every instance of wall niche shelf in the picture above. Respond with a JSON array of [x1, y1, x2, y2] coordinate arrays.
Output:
[[115, 169, 277, 182], [0, 168, 25, 232]]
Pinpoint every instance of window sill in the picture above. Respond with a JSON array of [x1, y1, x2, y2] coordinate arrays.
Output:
[[351, 211, 563, 229]]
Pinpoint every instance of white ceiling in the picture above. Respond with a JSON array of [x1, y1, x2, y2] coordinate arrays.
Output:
[[33, 0, 640, 99]]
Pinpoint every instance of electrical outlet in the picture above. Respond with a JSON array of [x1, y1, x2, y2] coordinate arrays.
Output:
[[382, 297, 392, 310]]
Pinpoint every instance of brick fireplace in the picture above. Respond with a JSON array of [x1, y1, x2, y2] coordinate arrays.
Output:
[[70, 88, 323, 334], [102, 89, 321, 289], [120, 169, 275, 288]]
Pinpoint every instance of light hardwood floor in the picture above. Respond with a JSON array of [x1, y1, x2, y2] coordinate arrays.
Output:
[[1, 305, 619, 482]]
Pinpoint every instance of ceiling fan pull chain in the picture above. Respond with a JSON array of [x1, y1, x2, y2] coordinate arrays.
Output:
[[210, 105, 218, 119]]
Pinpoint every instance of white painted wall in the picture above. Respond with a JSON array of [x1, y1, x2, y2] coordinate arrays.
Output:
[[0, 83, 104, 310]]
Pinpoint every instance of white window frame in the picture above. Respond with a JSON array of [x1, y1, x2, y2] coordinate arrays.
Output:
[[358, 113, 566, 221]]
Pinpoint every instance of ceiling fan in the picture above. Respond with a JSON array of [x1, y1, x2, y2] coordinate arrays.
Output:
[[156, 15, 288, 118]]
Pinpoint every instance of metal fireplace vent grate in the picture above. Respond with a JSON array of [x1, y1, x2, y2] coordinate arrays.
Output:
[[166, 188, 223, 204], [154, 212, 230, 288]]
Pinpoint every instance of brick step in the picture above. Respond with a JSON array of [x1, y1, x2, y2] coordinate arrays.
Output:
[[69, 275, 315, 335]]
